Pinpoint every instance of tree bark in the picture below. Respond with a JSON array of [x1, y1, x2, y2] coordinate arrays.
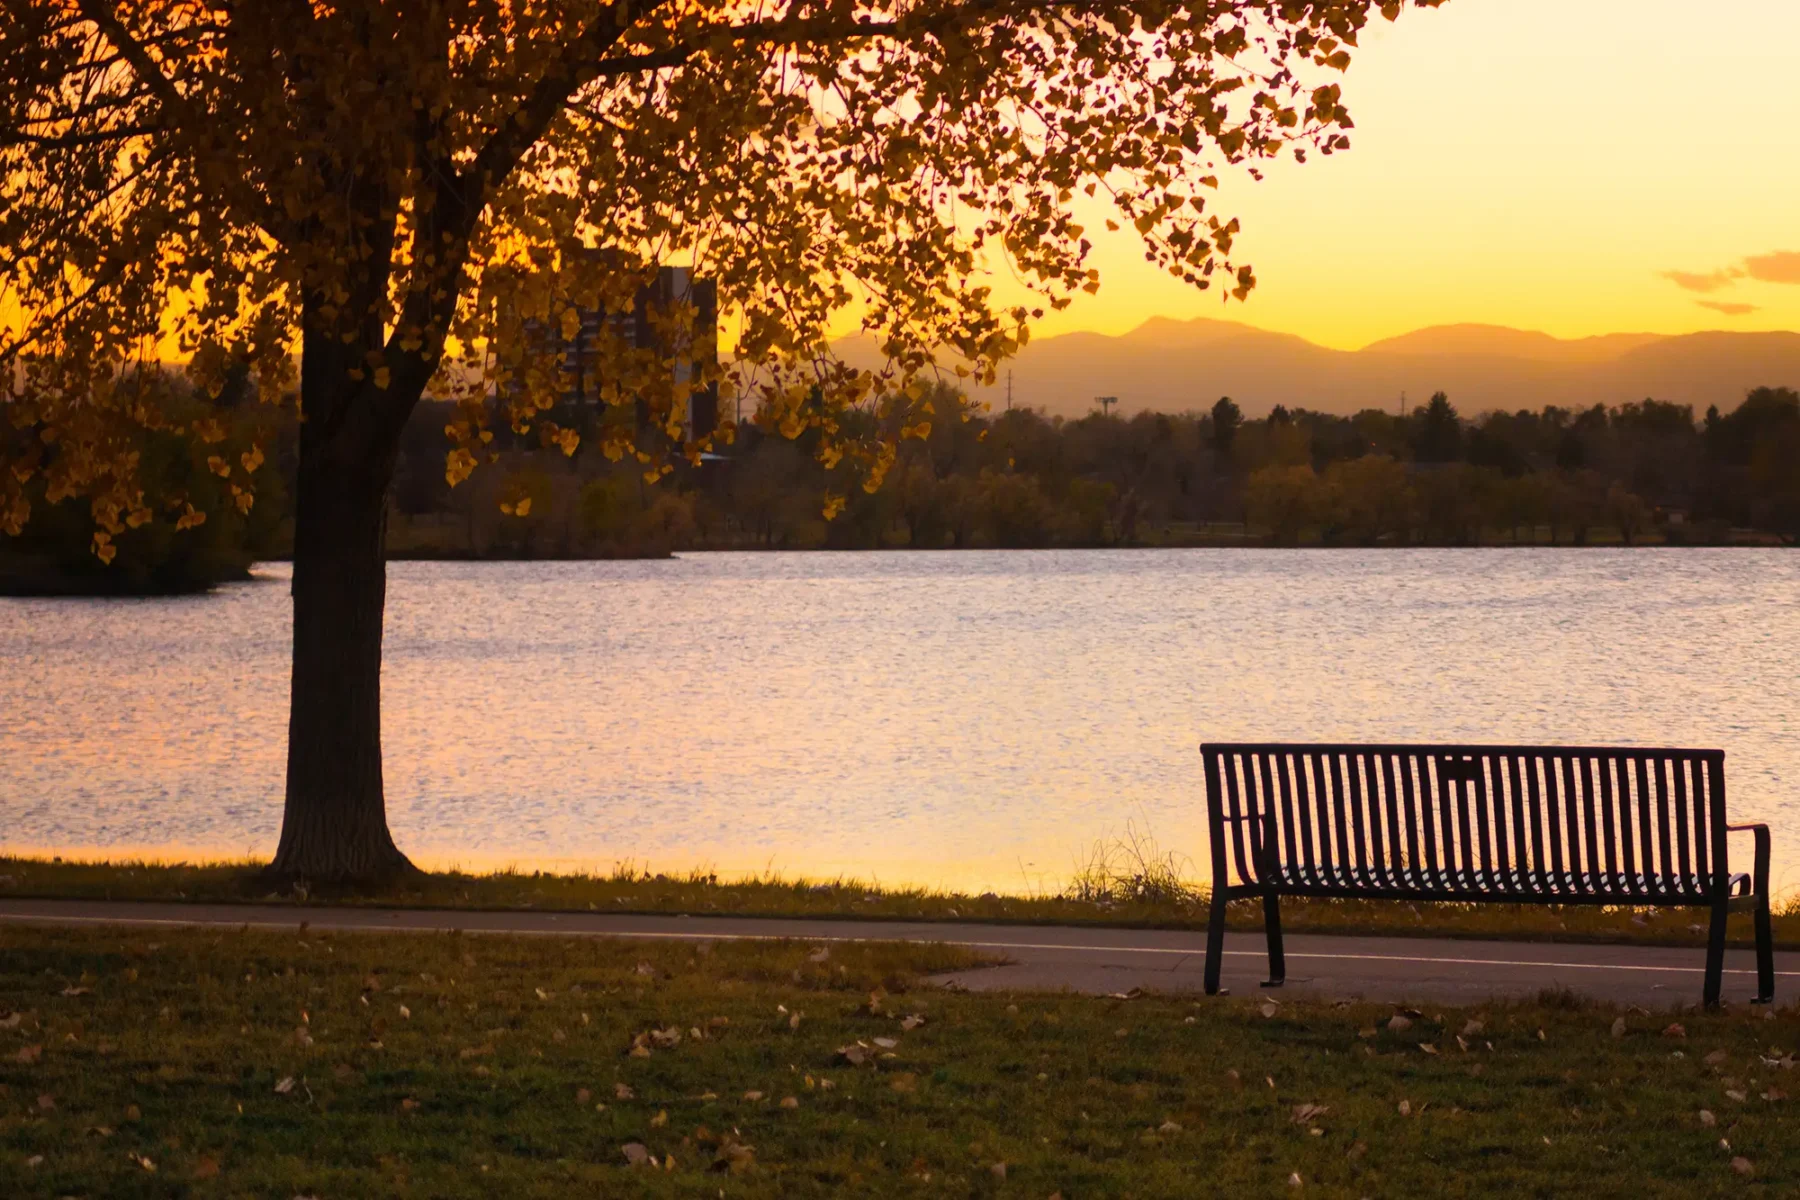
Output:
[[268, 422, 414, 883]]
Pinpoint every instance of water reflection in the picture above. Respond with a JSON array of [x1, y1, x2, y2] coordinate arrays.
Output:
[[2, 549, 1797, 893]]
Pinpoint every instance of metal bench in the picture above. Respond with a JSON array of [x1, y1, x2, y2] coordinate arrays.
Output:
[[1202, 743, 1775, 1007]]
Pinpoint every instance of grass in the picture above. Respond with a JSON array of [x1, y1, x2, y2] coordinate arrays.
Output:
[[1, 923, 1797, 1197], [4, 851, 1798, 951]]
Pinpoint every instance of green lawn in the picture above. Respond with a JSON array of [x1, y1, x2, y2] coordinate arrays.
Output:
[[4, 855, 1795, 951], [1, 924, 1796, 1197]]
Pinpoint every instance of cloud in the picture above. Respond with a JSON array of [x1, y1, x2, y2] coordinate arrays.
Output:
[[1696, 299, 1758, 316], [1661, 267, 1743, 293], [1743, 250, 1800, 285]]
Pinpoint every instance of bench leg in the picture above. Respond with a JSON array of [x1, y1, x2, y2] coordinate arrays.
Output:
[[1203, 888, 1228, 996], [1703, 895, 1729, 1010], [1261, 892, 1285, 989], [1752, 893, 1775, 1005]]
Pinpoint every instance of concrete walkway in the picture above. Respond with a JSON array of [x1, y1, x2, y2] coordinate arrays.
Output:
[[0, 898, 1792, 1009]]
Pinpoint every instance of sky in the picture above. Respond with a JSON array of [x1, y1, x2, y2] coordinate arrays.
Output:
[[1014, 0, 1800, 350]]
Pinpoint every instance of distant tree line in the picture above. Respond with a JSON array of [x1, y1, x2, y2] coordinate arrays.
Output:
[[8, 380, 1800, 589], [376, 383, 1800, 553]]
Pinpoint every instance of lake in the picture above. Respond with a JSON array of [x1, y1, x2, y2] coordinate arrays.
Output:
[[3, 549, 1798, 895]]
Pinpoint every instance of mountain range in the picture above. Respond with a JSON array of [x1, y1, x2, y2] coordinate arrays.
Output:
[[835, 319, 1800, 419]]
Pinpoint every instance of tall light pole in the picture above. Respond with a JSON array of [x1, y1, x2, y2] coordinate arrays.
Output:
[[1096, 395, 1118, 417]]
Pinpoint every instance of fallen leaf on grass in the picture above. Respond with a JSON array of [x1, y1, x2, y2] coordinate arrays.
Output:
[[1461, 1019, 1484, 1037], [15, 1045, 41, 1064], [1704, 1050, 1728, 1067], [808, 947, 830, 964], [1763, 1089, 1787, 1102], [26, 1155, 42, 1167], [0, 1012, 21, 1028], [1731, 1157, 1754, 1177], [890, 1073, 919, 1094], [779, 1096, 799, 1109], [1664, 1023, 1687, 1039], [1725, 1090, 1747, 1102], [989, 1162, 1007, 1180], [401, 1098, 420, 1112], [1699, 1110, 1717, 1127], [1611, 1018, 1626, 1038], [874, 1037, 898, 1050], [1387, 1014, 1412, 1033], [901, 1015, 926, 1030], [1159, 1119, 1183, 1133], [650, 1110, 668, 1128], [742, 1091, 764, 1102], [622, 1142, 651, 1167], [711, 1141, 755, 1174], [1288, 1172, 1303, 1187], [1291, 1104, 1330, 1125], [129, 1152, 156, 1172], [60, 986, 91, 997], [1419, 1043, 1439, 1055], [193, 1155, 220, 1179], [1260, 1002, 1279, 1019], [36, 1094, 55, 1111], [1397, 1100, 1411, 1117], [274, 1077, 296, 1095], [614, 1083, 634, 1100]]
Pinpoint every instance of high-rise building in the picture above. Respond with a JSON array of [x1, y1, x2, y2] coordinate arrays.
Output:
[[508, 252, 720, 442]]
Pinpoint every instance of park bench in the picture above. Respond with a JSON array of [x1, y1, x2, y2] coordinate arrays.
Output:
[[1202, 743, 1775, 1007]]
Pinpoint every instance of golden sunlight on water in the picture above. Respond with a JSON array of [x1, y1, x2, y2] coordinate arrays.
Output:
[[3, 550, 1799, 894]]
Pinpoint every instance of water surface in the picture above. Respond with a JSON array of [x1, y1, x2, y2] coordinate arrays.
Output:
[[3, 550, 1797, 893]]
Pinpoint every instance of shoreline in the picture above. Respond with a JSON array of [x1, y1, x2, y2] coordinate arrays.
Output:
[[4, 854, 1794, 952]]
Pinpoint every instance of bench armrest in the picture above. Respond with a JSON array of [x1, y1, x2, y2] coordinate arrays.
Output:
[[1726, 823, 1771, 900]]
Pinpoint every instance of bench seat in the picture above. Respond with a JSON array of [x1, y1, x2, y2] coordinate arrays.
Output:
[[1267, 863, 1753, 903]]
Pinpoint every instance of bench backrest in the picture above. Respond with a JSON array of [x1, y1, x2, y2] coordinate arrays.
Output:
[[1203, 743, 1730, 901]]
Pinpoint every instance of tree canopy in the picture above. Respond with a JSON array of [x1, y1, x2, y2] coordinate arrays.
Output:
[[2, 1, 1439, 527]]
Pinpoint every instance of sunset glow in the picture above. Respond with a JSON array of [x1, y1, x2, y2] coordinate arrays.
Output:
[[1022, 0, 1800, 349]]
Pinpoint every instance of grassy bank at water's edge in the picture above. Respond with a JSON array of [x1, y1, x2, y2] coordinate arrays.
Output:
[[3, 855, 1797, 950], [1, 923, 1797, 1197]]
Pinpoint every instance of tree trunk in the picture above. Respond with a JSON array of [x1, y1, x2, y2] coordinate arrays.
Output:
[[268, 435, 414, 883]]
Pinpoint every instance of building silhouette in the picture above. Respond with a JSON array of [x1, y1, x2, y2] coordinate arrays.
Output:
[[510, 251, 720, 443]]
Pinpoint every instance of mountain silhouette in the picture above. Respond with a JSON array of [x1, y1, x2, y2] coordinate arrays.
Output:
[[834, 317, 1800, 418]]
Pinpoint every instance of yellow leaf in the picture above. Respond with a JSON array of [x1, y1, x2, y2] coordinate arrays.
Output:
[[374, 367, 391, 390], [445, 449, 476, 487], [92, 532, 116, 565], [207, 455, 231, 478]]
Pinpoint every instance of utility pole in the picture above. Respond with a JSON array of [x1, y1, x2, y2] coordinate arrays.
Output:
[[1398, 391, 1407, 419], [1006, 370, 1013, 412], [1096, 395, 1118, 418]]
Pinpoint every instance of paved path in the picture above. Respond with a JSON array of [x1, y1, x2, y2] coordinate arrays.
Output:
[[0, 898, 1791, 1009]]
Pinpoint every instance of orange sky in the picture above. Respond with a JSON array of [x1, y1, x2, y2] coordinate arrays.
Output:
[[1013, 0, 1800, 350], [11, 2, 1794, 361]]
